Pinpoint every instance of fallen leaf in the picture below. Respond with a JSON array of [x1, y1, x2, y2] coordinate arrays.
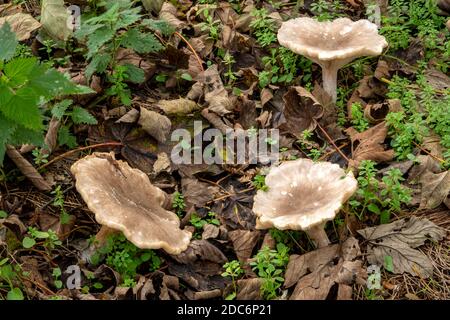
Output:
[[172, 240, 227, 265], [202, 224, 220, 240], [236, 278, 263, 300], [40, 0, 72, 41], [0, 13, 40, 41], [419, 170, 450, 209], [357, 217, 446, 277], [138, 107, 172, 143], [153, 152, 171, 174], [279, 86, 324, 138], [156, 98, 200, 115], [346, 121, 395, 168], [286, 237, 365, 300], [228, 230, 261, 263], [159, 2, 185, 29], [181, 177, 219, 210], [422, 132, 443, 160]]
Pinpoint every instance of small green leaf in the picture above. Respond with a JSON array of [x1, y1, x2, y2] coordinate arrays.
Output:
[[22, 237, 36, 249], [0, 23, 18, 61], [7, 288, 24, 300], [51, 99, 73, 120], [0, 210, 7, 218], [180, 73, 193, 81], [384, 255, 394, 272], [367, 203, 381, 215], [71, 106, 98, 125]]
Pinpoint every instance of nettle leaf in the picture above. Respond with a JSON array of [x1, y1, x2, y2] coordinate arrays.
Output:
[[85, 53, 111, 79], [0, 23, 18, 61], [0, 87, 42, 130], [58, 125, 77, 148], [121, 28, 163, 54], [0, 114, 16, 164], [86, 27, 116, 58], [51, 99, 73, 120], [123, 64, 145, 84], [71, 106, 98, 125], [4, 57, 38, 87]]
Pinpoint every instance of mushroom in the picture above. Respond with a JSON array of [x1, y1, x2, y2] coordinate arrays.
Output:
[[277, 17, 388, 102], [252, 159, 357, 248], [71, 152, 191, 255]]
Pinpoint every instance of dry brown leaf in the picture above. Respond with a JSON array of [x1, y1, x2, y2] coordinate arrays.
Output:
[[419, 170, 450, 209], [228, 230, 261, 263], [156, 98, 200, 115], [236, 278, 263, 300], [171, 240, 227, 265], [0, 12, 40, 41], [422, 132, 443, 160], [159, 2, 185, 29], [286, 237, 365, 300], [358, 217, 446, 277], [279, 86, 324, 138], [181, 177, 220, 210], [138, 107, 171, 143], [346, 121, 395, 168], [202, 224, 220, 240]]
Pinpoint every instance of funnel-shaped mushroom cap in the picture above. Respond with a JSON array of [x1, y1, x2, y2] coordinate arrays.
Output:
[[71, 153, 191, 255], [253, 159, 357, 231], [277, 17, 387, 65]]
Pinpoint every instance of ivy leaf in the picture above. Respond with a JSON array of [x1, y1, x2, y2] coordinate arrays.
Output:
[[71, 106, 98, 125], [0, 23, 18, 61], [121, 28, 163, 54]]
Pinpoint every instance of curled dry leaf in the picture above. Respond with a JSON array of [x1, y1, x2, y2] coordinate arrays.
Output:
[[0, 13, 40, 41], [171, 240, 227, 265], [279, 86, 324, 139], [346, 121, 394, 168], [71, 152, 192, 255], [285, 237, 365, 300], [159, 2, 185, 29], [357, 216, 446, 278], [156, 98, 200, 115], [138, 107, 171, 143], [419, 170, 450, 210], [236, 278, 263, 300]]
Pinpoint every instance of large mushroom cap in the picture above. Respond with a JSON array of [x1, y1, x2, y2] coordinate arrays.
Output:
[[253, 159, 357, 231], [71, 152, 191, 255], [277, 17, 387, 64]]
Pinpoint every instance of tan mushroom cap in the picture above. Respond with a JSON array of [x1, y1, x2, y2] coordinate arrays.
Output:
[[253, 159, 357, 231], [277, 17, 387, 65], [71, 152, 191, 255]]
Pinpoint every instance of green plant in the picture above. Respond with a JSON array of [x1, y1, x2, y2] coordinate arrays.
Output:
[[32, 148, 49, 166], [0, 258, 24, 300], [250, 243, 289, 300], [92, 233, 161, 286], [22, 227, 62, 251], [349, 160, 411, 223], [221, 260, 244, 300], [310, 0, 345, 21], [350, 103, 369, 132], [172, 191, 186, 217], [52, 267, 63, 289], [250, 8, 277, 47], [190, 211, 220, 239], [51, 185, 72, 225], [222, 51, 237, 85], [252, 174, 268, 191], [0, 23, 92, 165], [197, 7, 221, 41], [75, 2, 171, 105]]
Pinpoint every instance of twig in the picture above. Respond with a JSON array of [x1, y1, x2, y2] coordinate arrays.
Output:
[[6, 145, 51, 191], [412, 141, 445, 164], [174, 31, 204, 72], [38, 142, 123, 170], [313, 121, 350, 163]]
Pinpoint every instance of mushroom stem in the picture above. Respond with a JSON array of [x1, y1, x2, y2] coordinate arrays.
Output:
[[321, 65, 339, 103], [306, 224, 330, 248]]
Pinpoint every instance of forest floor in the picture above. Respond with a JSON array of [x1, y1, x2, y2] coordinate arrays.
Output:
[[0, 0, 449, 300]]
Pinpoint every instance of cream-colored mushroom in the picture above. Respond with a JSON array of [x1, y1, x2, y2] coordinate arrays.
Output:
[[252, 159, 357, 248], [71, 152, 191, 255], [277, 17, 387, 102]]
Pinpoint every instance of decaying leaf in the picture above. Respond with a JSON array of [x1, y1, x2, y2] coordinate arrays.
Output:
[[285, 237, 365, 300], [0, 13, 40, 41], [419, 170, 450, 210], [41, 0, 72, 41], [236, 278, 263, 300], [158, 2, 185, 29], [358, 217, 446, 278], [346, 121, 394, 168], [181, 177, 220, 210], [138, 107, 171, 143], [279, 86, 324, 138], [228, 230, 261, 263], [156, 98, 200, 115]]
